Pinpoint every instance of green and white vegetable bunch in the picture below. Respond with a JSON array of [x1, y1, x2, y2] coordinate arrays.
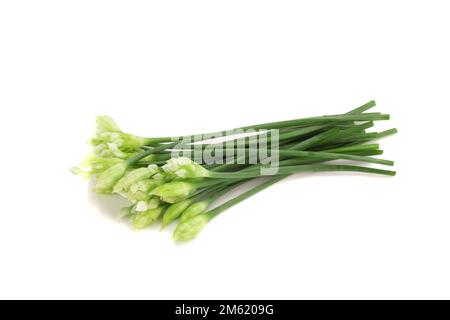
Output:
[[72, 101, 397, 242]]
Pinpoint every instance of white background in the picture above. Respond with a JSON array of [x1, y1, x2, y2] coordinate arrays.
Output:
[[0, 1, 449, 300]]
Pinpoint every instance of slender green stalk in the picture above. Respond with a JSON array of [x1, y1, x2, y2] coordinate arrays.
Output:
[[205, 102, 381, 172], [147, 143, 388, 168], [209, 164, 396, 179], [346, 150, 384, 156], [197, 180, 245, 201], [276, 149, 393, 166], [198, 100, 381, 223], [196, 100, 387, 227], [129, 101, 381, 163], [337, 129, 398, 147], [290, 128, 341, 150], [203, 148, 393, 166], [126, 142, 178, 165], [154, 121, 374, 156], [347, 100, 376, 114], [324, 143, 380, 153], [374, 128, 398, 139], [147, 110, 388, 144]]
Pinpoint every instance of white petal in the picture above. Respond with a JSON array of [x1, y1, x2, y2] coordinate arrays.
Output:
[[135, 201, 149, 212]]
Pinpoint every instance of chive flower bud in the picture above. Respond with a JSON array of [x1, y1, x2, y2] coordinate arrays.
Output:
[[92, 142, 136, 159], [90, 116, 151, 154], [113, 165, 159, 195], [105, 142, 130, 159], [162, 157, 210, 179], [95, 115, 122, 134], [127, 179, 161, 202], [161, 199, 193, 228], [92, 143, 117, 158], [173, 214, 210, 242], [180, 200, 210, 222], [94, 162, 128, 194], [135, 197, 160, 212], [70, 155, 122, 178], [115, 133, 149, 152], [152, 173, 166, 181], [131, 206, 165, 229], [150, 181, 197, 203]]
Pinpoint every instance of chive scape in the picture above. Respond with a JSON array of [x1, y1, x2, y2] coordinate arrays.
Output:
[[208, 164, 396, 179], [73, 100, 396, 242]]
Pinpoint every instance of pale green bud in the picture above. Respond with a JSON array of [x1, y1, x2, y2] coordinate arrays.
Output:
[[161, 199, 193, 228], [152, 171, 177, 183], [180, 200, 210, 222], [113, 165, 159, 195], [92, 143, 109, 155], [162, 157, 210, 179], [173, 214, 210, 242], [150, 181, 197, 203], [105, 142, 129, 158], [127, 179, 161, 202], [131, 206, 165, 229], [91, 142, 135, 159], [117, 133, 149, 152], [94, 162, 128, 194], [95, 116, 122, 135], [152, 173, 165, 181], [71, 155, 122, 178], [135, 197, 160, 212], [91, 116, 150, 153]]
